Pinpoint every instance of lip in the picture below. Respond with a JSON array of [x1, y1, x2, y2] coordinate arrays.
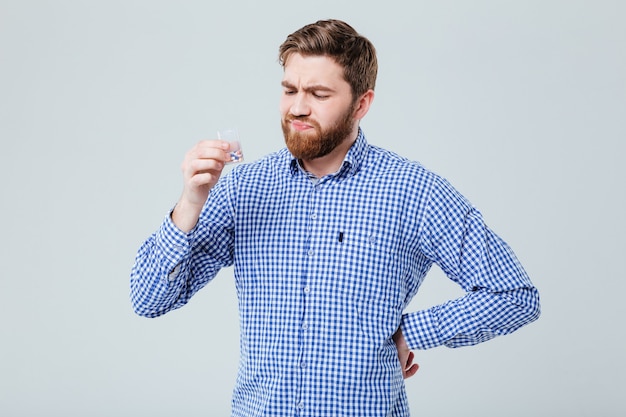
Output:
[[291, 120, 313, 131]]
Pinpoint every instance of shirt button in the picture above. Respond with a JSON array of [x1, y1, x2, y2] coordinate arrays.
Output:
[[297, 401, 304, 410], [303, 286, 311, 294], [311, 213, 317, 219], [302, 323, 309, 330], [300, 361, 307, 368], [307, 249, 314, 256]]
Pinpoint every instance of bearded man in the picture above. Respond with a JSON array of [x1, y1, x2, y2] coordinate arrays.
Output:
[[131, 19, 540, 417]]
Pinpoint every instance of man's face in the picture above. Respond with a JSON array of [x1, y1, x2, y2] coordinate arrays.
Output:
[[280, 53, 357, 160]]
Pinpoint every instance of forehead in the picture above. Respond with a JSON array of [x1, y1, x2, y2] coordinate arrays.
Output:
[[282, 53, 348, 88]]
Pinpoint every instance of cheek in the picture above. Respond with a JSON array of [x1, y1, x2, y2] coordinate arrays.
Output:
[[279, 96, 291, 116], [315, 108, 335, 127]]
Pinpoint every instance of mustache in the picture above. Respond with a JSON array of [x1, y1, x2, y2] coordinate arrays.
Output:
[[283, 115, 316, 125]]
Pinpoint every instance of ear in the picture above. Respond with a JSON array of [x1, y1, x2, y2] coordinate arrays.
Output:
[[353, 89, 375, 120]]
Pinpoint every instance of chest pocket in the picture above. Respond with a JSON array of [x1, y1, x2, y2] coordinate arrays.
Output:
[[331, 229, 404, 345], [334, 229, 403, 308]]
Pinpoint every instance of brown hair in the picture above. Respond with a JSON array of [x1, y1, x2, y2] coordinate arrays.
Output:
[[278, 19, 378, 99]]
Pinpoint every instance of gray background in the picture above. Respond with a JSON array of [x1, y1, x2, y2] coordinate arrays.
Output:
[[1, 0, 624, 415]]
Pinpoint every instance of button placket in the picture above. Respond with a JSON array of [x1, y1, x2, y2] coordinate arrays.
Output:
[[297, 182, 320, 415]]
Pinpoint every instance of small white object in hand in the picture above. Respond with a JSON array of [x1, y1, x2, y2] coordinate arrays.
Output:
[[217, 128, 244, 164]]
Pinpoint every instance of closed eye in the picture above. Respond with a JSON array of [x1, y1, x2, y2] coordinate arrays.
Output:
[[281, 81, 334, 99], [312, 92, 330, 99]]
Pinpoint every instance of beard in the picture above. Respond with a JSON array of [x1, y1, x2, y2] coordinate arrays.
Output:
[[282, 103, 356, 160]]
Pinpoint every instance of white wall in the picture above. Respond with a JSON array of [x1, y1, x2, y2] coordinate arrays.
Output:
[[1, 0, 624, 415]]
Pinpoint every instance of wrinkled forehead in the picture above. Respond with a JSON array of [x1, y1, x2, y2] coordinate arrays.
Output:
[[282, 53, 349, 89]]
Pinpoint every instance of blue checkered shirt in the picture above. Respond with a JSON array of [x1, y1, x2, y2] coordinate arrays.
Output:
[[131, 130, 540, 416]]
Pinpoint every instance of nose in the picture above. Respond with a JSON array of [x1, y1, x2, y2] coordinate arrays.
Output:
[[290, 93, 311, 117]]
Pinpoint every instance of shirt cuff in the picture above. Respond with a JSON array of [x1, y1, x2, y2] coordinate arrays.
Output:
[[155, 210, 194, 280], [401, 309, 444, 350]]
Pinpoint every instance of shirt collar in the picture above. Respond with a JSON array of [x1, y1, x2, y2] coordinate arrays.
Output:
[[288, 128, 368, 179]]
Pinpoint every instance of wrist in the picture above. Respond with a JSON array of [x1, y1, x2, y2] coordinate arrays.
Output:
[[171, 199, 204, 233]]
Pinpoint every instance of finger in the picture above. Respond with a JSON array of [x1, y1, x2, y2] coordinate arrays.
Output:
[[195, 139, 230, 149], [182, 141, 229, 168], [404, 363, 419, 379], [189, 171, 221, 188], [193, 140, 231, 158], [188, 157, 226, 175], [186, 151, 230, 167], [405, 351, 414, 368]]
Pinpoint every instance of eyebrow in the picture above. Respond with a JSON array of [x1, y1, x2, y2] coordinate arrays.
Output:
[[281, 80, 335, 93]]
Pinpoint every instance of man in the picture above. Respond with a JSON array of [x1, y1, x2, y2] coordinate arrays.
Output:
[[131, 19, 540, 417]]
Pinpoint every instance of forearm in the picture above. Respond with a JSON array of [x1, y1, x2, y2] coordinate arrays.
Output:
[[130, 216, 195, 317], [130, 201, 235, 317], [401, 286, 540, 350], [171, 198, 204, 233]]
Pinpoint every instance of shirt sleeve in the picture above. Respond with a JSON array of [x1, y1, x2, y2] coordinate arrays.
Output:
[[130, 176, 236, 318], [401, 177, 541, 350]]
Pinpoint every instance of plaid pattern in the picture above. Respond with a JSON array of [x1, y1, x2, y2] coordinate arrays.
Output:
[[131, 130, 540, 416]]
